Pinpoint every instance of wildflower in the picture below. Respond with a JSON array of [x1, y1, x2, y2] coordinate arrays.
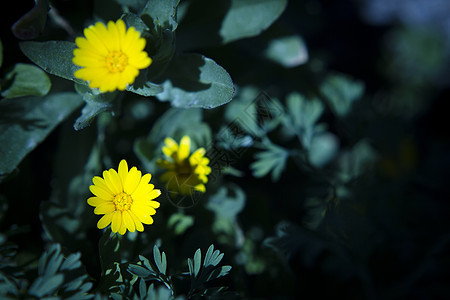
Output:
[[87, 160, 160, 235], [157, 136, 211, 195], [73, 19, 151, 92]]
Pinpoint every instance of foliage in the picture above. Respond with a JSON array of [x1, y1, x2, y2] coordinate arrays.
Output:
[[1, 0, 450, 299]]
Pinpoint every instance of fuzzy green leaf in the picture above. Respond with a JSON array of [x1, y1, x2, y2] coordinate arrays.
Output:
[[1, 63, 51, 99], [141, 0, 180, 31], [0, 92, 83, 182], [19, 41, 81, 83], [156, 54, 234, 108], [265, 35, 308, 68], [220, 0, 288, 43], [320, 73, 365, 117]]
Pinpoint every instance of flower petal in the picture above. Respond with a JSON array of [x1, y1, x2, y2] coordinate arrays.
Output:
[[118, 160, 128, 187], [124, 166, 141, 195], [129, 211, 144, 232], [122, 210, 136, 232], [97, 212, 114, 229], [103, 169, 122, 195], [87, 196, 109, 207], [178, 136, 191, 161], [94, 202, 115, 215], [163, 137, 178, 158], [111, 211, 122, 233], [131, 205, 154, 225], [90, 185, 114, 200]]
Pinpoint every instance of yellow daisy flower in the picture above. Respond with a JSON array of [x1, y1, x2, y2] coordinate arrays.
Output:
[[73, 19, 152, 93], [157, 136, 212, 195], [87, 159, 161, 235]]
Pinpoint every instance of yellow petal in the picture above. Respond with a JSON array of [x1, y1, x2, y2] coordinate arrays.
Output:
[[148, 189, 161, 201], [163, 137, 178, 157], [129, 211, 144, 232], [97, 212, 114, 229], [119, 223, 127, 235], [118, 160, 128, 186], [87, 196, 109, 207], [194, 184, 206, 193], [92, 176, 111, 192], [148, 199, 161, 208], [131, 173, 152, 197], [122, 210, 136, 232], [124, 166, 141, 194], [107, 20, 121, 51], [131, 206, 154, 225], [178, 136, 191, 161], [122, 27, 141, 53], [84, 23, 109, 55], [103, 169, 122, 195], [94, 202, 115, 215], [89, 185, 114, 200], [111, 211, 122, 233], [132, 203, 156, 216]]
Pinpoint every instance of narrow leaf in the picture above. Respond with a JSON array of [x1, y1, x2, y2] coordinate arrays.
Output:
[[204, 245, 214, 267], [193, 248, 201, 278]]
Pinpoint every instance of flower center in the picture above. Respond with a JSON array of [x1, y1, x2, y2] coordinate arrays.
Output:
[[105, 51, 128, 73], [113, 192, 133, 211], [177, 159, 194, 176]]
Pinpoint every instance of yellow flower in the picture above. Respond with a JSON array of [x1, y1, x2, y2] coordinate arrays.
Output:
[[87, 159, 161, 235], [157, 136, 211, 195], [73, 19, 151, 93]]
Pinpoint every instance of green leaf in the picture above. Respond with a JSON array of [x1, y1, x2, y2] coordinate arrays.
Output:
[[19, 41, 81, 83], [29, 274, 64, 297], [29, 243, 92, 299], [206, 265, 231, 281], [0, 92, 83, 181], [337, 141, 377, 183], [206, 184, 246, 220], [1, 63, 51, 98], [141, 0, 180, 31], [250, 139, 288, 181], [308, 132, 339, 168], [204, 245, 214, 268], [167, 213, 194, 235], [220, 0, 288, 43], [193, 248, 201, 278], [153, 245, 167, 274], [283, 92, 324, 148], [156, 54, 234, 108], [320, 73, 365, 117], [125, 70, 164, 97], [265, 35, 308, 68], [73, 84, 116, 131], [128, 264, 154, 278]]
